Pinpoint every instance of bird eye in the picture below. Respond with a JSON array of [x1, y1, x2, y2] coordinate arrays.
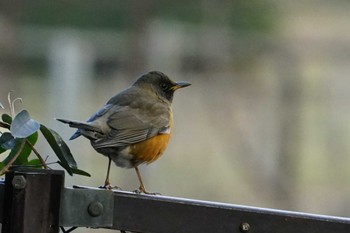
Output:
[[160, 83, 167, 90]]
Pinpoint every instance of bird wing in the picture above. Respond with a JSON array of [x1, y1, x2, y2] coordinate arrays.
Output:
[[92, 100, 171, 149], [87, 103, 114, 123], [69, 86, 141, 140]]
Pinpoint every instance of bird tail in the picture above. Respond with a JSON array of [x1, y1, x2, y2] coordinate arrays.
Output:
[[56, 118, 102, 140]]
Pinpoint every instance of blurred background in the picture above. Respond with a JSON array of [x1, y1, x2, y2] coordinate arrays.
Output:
[[1, 1, 350, 232]]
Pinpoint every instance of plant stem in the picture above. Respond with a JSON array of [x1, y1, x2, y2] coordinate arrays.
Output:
[[25, 139, 48, 169], [0, 139, 26, 175]]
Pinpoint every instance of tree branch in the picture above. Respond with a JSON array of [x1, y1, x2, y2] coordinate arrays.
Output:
[[0, 139, 26, 175], [25, 139, 48, 169]]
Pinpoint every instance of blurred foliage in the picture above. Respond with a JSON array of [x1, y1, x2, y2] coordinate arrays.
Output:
[[15, 0, 277, 32], [0, 0, 278, 78], [0, 94, 90, 176], [229, 0, 277, 32]]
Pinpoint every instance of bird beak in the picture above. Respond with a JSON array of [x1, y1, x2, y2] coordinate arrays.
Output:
[[171, 81, 191, 91]]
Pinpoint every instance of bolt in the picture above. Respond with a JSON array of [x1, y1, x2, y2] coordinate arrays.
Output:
[[12, 175, 27, 189], [87, 201, 104, 217], [240, 222, 250, 232]]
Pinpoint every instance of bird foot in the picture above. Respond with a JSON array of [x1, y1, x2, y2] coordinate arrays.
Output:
[[133, 187, 161, 195], [99, 184, 122, 190]]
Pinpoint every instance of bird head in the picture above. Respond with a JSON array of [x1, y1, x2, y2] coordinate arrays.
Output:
[[133, 71, 191, 103]]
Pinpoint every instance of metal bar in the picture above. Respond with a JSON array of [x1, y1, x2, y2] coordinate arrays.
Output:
[[69, 186, 350, 233], [1, 173, 350, 233], [2, 168, 64, 233], [112, 191, 350, 233]]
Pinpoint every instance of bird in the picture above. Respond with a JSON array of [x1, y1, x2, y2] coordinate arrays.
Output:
[[57, 71, 191, 193]]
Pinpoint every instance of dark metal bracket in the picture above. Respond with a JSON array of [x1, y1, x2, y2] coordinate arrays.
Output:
[[60, 187, 114, 227]]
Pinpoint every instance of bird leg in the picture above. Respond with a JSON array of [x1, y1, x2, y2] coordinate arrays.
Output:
[[134, 166, 161, 195], [104, 156, 112, 187], [134, 166, 148, 193], [100, 156, 113, 189], [100, 156, 122, 190]]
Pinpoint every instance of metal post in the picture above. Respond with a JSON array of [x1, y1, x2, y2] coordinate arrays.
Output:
[[2, 168, 64, 233]]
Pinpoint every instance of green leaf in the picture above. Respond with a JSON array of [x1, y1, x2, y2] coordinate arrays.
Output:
[[0, 132, 15, 150], [0, 133, 6, 154], [0, 162, 5, 174], [0, 146, 5, 154], [26, 159, 43, 167], [2, 138, 25, 165], [2, 113, 12, 124], [0, 132, 38, 165], [40, 124, 76, 175], [72, 167, 91, 177], [57, 161, 91, 177], [13, 132, 38, 165], [11, 110, 40, 138], [27, 131, 39, 146]]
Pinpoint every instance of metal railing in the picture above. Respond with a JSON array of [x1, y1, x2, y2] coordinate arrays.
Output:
[[1, 168, 350, 233]]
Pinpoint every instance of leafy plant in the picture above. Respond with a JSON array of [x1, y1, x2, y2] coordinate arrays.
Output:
[[0, 92, 90, 176]]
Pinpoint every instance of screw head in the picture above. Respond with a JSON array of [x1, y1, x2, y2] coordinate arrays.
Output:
[[240, 222, 250, 232], [87, 201, 104, 217], [12, 175, 27, 189]]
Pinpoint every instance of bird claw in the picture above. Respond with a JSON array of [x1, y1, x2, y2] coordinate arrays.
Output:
[[99, 184, 122, 190], [133, 188, 161, 195]]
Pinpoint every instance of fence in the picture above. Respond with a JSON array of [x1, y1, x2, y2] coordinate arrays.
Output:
[[1, 168, 350, 233]]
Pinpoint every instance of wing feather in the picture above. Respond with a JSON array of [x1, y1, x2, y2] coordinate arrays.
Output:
[[92, 101, 171, 149]]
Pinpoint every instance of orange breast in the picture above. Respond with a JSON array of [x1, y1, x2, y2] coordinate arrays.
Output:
[[129, 111, 173, 165], [129, 133, 171, 164]]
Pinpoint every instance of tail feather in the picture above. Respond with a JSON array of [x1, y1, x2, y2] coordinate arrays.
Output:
[[56, 118, 103, 140], [56, 118, 99, 131], [69, 131, 82, 140]]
